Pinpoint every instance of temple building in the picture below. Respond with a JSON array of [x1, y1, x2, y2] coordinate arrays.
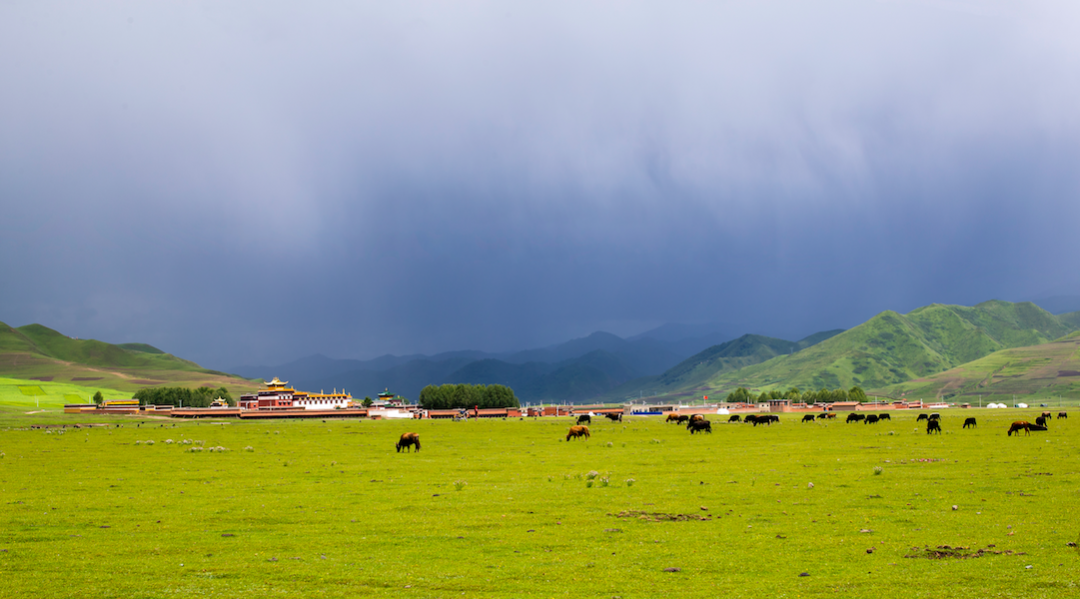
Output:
[[239, 377, 353, 410]]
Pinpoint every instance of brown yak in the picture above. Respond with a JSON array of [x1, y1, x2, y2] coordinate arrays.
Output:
[[566, 425, 590, 441], [665, 414, 681, 423], [396, 432, 421, 452], [1007, 421, 1031, 437]]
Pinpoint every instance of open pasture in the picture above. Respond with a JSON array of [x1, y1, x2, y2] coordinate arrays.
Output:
[[1, 410, 1078, 598], [0, 377, 131, 411]]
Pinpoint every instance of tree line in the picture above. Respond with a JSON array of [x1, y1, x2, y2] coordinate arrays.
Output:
[[726, 386, 868, 404], [418, 384, 519, 410], [133, 386, 235, 408]]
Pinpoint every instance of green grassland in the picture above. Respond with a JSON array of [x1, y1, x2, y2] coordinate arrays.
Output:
[[0, 377, 138, 410], [881, 332, 1080, 402], [632, 301, 1080, 402], [0, 322, 259, 396], [1, 407, 1078, 598]]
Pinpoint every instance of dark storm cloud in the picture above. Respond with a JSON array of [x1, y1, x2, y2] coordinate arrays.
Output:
[[2, 1, 1079, 367]]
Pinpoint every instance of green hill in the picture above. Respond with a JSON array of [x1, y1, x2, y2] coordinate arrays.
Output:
[[705, 301, 1079, 397], [623, 301, 1080, 402], [877, 330, 1080, 401], [0, 322, 259, 395]]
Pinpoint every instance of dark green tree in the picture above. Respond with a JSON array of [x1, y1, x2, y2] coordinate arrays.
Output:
[[726, 387, 753, 403], [92, 391, 104, 405]]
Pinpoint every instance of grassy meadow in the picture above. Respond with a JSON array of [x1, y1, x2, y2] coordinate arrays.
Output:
[[1, 401, 1079, 598], [0, 377, 137, 410]]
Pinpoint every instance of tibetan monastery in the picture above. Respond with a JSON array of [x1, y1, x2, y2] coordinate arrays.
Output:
[[239, 377, 353, 410]]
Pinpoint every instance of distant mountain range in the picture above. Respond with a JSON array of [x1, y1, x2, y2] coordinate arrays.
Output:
[[230, 327, 744, 403], [4, 299, 1078, 404], [231, 301, 1080, 404]]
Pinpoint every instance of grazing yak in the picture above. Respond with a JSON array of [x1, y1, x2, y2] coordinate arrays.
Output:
[[963, 417, 977, 429], [927, 420, 942, 434], [396, 432, 421, 453], [816, 413, 829, 420], [728, 415, 741, 423], [928, 413, 941, 421], [802, 414, 816, 423], [826, 413, 837, 419], [576, 414, 592, 425], [1035, 416, 1048, 428], [604, 412, 623, 422], [846, 413, 866, 423], [746, 414, 778, 426], [1008, 421, 1031, 436], [666, 414, 682, 424], [916, 414, 928, 422], [566, 425, 590, 441], [878, 413, 891, 421], [864, 414, 880, 424], [687, 420, 712, 434], [1058, 411, 1068, 419], [1042, 411, 1053, 421]]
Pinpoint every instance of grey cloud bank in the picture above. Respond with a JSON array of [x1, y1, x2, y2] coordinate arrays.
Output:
[[2, 1, 1079, 368]]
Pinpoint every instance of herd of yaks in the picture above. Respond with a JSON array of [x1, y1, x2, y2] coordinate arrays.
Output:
[[394, 409, 1069, 451]]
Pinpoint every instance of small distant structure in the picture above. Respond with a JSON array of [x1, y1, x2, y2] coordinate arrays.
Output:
[[372, 389, 405, 407]]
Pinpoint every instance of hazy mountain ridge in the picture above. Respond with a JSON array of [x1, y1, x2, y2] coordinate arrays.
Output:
[[598, 330, 844, 402], [233, 325, 736, 402]]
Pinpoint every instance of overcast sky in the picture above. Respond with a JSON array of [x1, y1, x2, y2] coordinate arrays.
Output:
[[2, 1, 1079, 368]]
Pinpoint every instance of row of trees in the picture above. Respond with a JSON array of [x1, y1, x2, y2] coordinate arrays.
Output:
[[418, 384, 519, 410], [726, 386, 869, 403], [133, 386, 235, 408]]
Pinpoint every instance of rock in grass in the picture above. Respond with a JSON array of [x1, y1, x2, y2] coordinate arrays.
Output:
[[799, 572, 810, 577], [663, 567, 681, 572]]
